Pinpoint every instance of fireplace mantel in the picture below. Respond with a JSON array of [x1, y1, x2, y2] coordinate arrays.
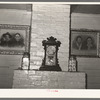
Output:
[[13, 70, 86, 89]]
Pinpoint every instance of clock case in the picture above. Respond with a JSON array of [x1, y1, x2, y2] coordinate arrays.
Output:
[[39, 36, 62, 71]]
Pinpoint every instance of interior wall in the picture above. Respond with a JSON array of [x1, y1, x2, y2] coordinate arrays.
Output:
[[0, 9, 31, 67], [71, 13, 100, 89], [30, 4, 70, 71], [0, 7, 31, 88]]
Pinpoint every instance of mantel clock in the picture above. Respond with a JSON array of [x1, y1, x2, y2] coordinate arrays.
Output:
[[39, 36, 62, 71]]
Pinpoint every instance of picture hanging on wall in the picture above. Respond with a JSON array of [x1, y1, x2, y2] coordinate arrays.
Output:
[[71, 29, 99, 57], [0, 24, 30, 55]]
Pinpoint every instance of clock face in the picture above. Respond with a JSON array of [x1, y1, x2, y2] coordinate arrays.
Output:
[[45, 45, 56, 66]]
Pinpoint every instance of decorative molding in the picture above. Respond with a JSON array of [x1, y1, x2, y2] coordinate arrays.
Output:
[[71, 28, 100, 32]]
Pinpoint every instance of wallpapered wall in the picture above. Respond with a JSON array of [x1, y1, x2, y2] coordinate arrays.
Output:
[[71, 13, 100, 89], [0, 7, 31, 88]]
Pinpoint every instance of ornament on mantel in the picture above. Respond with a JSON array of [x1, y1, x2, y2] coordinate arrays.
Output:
[[21, 52, 30, 70], [68, 56, 77, 72]]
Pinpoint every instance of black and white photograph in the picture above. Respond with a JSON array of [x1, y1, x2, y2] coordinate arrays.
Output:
[[1, 2, 100, 98]]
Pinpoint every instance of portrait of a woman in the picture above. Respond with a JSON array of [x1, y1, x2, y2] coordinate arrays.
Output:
[[85, 36, 96, 50], [72, 36, 83, 50]]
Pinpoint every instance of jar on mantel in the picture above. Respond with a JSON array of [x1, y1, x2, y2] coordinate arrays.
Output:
[[68, 56, 77, 72], [21, 52, 30, 70]]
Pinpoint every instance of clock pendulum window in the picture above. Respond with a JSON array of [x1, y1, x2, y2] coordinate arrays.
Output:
[[39, 36, 62, 71]]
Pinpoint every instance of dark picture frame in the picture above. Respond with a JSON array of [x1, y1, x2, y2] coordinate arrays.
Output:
[[71, 29, 99, 57], [0, 24, 30, 55]]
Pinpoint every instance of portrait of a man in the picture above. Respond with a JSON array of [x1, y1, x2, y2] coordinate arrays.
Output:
[[0, 32, 12, 47]]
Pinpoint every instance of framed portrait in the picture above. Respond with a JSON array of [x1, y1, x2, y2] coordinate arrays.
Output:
[[71, 29, 99, 56], [0, 24, 30, 55]]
